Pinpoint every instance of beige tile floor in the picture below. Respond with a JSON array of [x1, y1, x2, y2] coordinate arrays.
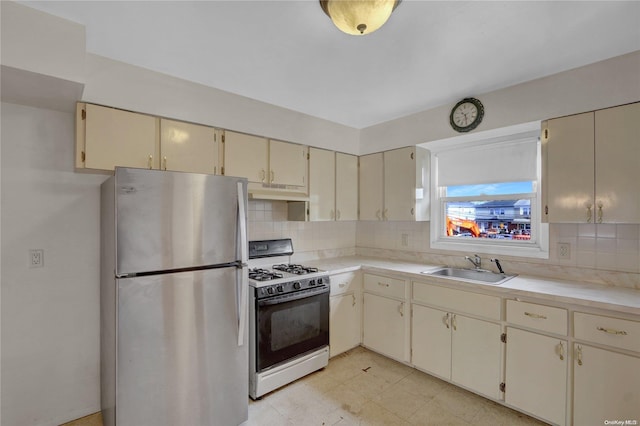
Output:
[[245, 346, 548, 426], [64, 346, 548, 426]]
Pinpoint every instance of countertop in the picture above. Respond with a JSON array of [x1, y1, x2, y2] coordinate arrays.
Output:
[[306, 256, 640, 316]]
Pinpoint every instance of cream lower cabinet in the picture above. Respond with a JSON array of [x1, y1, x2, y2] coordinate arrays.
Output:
[[362, 273, 409, 362], [411, 304, 501, 399], [504, 328, 567, 426], [329, 272, 362, 357], [76, 103, 159, 171]]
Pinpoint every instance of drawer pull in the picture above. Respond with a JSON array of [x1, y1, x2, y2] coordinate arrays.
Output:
[[576, 345, 583, 366], [524, 312, 547, 320], [596, 326, 628, 336], [377, 282, 390, 288]]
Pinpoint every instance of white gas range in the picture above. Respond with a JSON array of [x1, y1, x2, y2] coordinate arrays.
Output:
[[247, 239, 330, 400]]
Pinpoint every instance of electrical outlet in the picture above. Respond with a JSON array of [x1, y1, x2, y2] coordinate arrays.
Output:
[[557, 243, 571, 260], [29, 249, 44, 268], [401, 233, 409, 247]]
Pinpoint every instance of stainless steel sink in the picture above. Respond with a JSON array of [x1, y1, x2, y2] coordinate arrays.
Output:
[[422, 267, 516, 285]]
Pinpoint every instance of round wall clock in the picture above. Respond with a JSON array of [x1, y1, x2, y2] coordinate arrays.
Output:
[[450, 97, 484, 133]]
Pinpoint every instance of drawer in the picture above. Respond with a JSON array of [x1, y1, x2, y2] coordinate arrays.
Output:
[[574, 312, 640, 353], [330, 271, 361, 296], [412, 282, 500, 321], [363, 273, 405, 299], [506, 300, 567, 335]]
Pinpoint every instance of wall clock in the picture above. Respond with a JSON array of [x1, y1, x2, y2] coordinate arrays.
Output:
[[450, 97, 484, 133]]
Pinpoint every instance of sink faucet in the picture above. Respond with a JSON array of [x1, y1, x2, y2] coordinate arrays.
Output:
[[465, 254, 482, 270], [491, 258, 505, 274]]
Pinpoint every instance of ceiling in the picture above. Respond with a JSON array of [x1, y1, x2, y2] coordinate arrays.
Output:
[[18, 1, 640, 129]]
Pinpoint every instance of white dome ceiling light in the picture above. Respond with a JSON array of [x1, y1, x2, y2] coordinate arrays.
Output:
[[319, 0, 402, 36]]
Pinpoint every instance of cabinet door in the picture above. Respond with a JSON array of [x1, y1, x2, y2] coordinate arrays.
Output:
[[223, 131, 268, 183], [544, 112, 595, 222], [411, 304, 451, 380], [335, 153, 358, 221], [160, 119, 217, 174], [450, 314, 501, 399], [505, 328, 567, 426], [574, 344, 640, 425], [384, 147, 416, 221], [595, 102, 640, 223], [309, 148, 336, 221], [329, 292, 361, 357], [359, 153, 383, 220], [83, 104, 159, 170], [269, 140, 307, 187], [363, 293, 406, 362]]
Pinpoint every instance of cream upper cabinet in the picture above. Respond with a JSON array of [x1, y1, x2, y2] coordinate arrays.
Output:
[[76, 103, 159, 171], [543, 102, 640, 223], [223, 131, 268, 183], [594, 102, 640, 223], [359, 153, 384, 221], [384, 147, 417, 221], [309, 148, 336, 221], [335, 153, 358, 221], [159, 119, 218, 174], [268, 140, 307, 187]]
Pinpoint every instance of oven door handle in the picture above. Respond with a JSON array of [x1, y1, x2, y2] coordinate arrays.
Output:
[[258, 287, 329, 306]]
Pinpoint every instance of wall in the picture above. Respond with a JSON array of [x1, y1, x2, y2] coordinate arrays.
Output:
[[360, 51, 640, 154], [356, 221, 640, 289], [1, 103, 107, 425]]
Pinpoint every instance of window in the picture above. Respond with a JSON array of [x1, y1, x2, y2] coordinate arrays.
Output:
[[422, 121, 548, 259]]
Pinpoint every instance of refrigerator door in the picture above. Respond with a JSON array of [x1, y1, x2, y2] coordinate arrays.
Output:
[[114, 168, 246, 275], [116, 267, 248, 426]]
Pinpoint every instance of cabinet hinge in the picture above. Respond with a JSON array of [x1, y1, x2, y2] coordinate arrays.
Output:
[[307, 152, 310, 160], [544, 128, 549, 139], [221, 166, 225, 175], [500, 382, 506, 393], [501, 333, 507, 343], [81, 109, 86, 120], [81, 151, 86, 162], [306, 208, 310, 216], [222, 134, 225, 143]]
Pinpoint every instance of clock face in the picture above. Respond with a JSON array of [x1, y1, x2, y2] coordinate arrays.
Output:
[[450, 98, 484, 132]]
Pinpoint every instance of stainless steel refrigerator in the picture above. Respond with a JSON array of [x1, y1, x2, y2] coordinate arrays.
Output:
[[100, 167, 249, 426]]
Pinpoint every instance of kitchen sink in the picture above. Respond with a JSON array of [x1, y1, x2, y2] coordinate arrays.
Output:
[[422, 267, 516, 285]]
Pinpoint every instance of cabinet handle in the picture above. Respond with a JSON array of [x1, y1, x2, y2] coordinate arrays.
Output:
[[576, 345, 583, 366], [558, 342, 565, 361], [352, 294, 356, 307], [376, 209, 381, 220], [383, 208, 389, 220], [270, 170, 275, 183], [163, 156, 167, 170], [336, 210, 341, 220], [524, 311, 547, 320], [398, 303, 404, 317], [586, 203, 593, 223], [148, 155, 153, 169], [596, 326, 628, 336], [377, 282, 390, 288], [410, 207, 414, 216], [597, 201, 603, 223], [452, 314, 457, 331], [260, 169, 266, 182], [443, 313, 450, 329]]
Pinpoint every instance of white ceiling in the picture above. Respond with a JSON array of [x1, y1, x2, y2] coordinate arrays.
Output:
[[18, 1, 640, 129]]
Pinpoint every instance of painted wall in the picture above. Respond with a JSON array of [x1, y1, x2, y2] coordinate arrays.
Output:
[[1, 103, 107, 425]]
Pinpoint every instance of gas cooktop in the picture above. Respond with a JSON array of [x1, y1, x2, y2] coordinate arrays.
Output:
[[249, 264, 323, 281]]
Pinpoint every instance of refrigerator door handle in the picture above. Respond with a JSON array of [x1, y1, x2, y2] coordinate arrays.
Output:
[[237, 181, 248, 346]]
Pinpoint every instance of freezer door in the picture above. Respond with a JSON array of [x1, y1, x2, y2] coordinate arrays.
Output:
[[116, 267, 248, 426], [113, 168, 247, 275]]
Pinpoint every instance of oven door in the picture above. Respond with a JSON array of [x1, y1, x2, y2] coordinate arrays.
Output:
[[256, 286, 329, 372]]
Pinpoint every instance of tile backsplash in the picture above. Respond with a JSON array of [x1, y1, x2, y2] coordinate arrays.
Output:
[[248, 201, 640, 289]]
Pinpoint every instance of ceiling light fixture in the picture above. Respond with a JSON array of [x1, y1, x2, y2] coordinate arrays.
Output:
[[319, 0, 402, 36]]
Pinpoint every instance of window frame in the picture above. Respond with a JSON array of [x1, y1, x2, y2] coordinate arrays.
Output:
[[422, 121, 549, 259]]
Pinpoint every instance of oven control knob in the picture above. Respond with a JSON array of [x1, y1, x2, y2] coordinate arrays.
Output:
[[293, 282, 301, 290], [276, 285, 284, 292], [267, 287, 274, 295], [309, 280, 316, 286], [317, 278, 323, 285]]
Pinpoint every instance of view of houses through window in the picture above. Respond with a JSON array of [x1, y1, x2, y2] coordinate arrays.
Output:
[[444, 181, 534, 240]]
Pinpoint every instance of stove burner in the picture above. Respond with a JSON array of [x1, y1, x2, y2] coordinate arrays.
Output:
[[272, 264, 319, 275], [248, 268, 284, 281]]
